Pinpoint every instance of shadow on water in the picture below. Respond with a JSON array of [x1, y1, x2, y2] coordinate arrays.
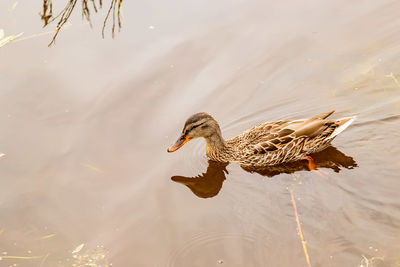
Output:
[[171, 146, 357, 198]]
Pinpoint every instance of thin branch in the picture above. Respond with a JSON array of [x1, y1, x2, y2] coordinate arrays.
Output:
[[91, 0, 98, 12], [47, 0, 78, 46], [102, 0, 114, 38], [40, 0, 123, 46], [40, 0, 53, 26], [112, 0, 116, 38], [102, 0, 122, 38], [82, 0, 93, 27]]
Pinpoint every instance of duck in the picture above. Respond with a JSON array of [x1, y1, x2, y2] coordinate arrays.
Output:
[[167, 110, 355, 166]]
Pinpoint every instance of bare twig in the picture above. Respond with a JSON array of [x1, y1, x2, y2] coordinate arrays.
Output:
[[81, 0, 93, 27], [102, 0, 122, 38], [41, 0, 123, 46], [40, 0, 53, 26], [46, 0, 78, 46]]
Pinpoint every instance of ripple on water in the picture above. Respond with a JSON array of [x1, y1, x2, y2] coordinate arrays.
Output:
[[174, 138, 209, 173], [167, 232, 271, 267]]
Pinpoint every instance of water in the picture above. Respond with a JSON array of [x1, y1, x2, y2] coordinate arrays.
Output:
[[1, 0, 400, 266]]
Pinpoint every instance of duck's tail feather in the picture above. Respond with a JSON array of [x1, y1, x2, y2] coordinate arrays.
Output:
[[328, 116, 356, 139], [314, 110, 335, 119]]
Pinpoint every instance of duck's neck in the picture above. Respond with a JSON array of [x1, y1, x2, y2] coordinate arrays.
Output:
[[205, 130, 228, 161]]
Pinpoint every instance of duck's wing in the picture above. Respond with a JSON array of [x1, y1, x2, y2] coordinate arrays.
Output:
[[227, 111, 355, 165], [250, 126, 297, 154], [230, 120, 291, 147], [246, 111, 353, 156]]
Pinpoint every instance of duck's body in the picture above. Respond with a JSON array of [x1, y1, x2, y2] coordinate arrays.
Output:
[[168, 111, 355, 167]]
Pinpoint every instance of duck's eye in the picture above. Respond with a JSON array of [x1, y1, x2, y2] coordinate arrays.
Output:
[[187, 123, 204, 133]]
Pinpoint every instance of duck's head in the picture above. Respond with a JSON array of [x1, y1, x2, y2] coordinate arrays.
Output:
[[167, 112, 221, 152]]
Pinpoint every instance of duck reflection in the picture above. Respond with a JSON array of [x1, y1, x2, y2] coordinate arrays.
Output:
[[171, 146, 357, 198], [172, 161, 229, 198]]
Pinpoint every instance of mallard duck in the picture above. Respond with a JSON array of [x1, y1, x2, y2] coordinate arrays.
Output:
[[167, 110, 355, 166]]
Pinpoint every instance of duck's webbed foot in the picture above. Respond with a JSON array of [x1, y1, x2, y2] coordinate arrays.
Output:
[[305, 156, 316, 171]]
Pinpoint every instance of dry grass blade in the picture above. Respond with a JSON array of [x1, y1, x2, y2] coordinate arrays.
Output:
[[386, 72, 400, 88], [0, 32, 24, 48], [72, 243, 85, 254], [81, 163, 104, 173], [40, 233, 56, 239], [39, 253, 50, 267], [360, 255, 370, 267], [289, 189, 312, 267], [0, 255, 42, 259], [10, 1, 18, 11]]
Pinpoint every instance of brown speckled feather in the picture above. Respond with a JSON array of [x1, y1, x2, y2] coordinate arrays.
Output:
[[211, 110, 353, 166]]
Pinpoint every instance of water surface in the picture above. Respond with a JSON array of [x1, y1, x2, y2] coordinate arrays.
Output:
[[1, 0, 400, 266]]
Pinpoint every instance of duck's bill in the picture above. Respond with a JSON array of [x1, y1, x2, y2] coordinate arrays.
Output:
[[167, 136, 191, 152]]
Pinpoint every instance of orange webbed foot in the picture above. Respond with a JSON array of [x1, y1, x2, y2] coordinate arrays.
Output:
[[305, 156, 316, 171]]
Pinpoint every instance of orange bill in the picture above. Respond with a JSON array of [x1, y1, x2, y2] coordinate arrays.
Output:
[[167, 136, 191, 152]]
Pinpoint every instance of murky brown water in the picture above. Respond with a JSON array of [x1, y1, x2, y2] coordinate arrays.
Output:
[[1, 0, 400, 266]]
